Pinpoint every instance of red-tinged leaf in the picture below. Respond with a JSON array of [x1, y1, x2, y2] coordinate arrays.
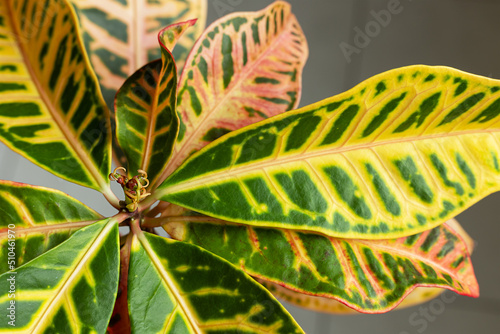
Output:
[[259, 280, 445, 314], [153, 1, 308, 188], [446, 218, 474, 252], [257, 218, 477, 314], [162, 215, 478, 313]]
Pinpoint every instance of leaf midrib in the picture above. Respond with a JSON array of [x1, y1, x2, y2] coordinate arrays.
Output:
[[6, 0, 108, 191], [138, 233, 202, 334], [141, 61, 162, 174], [160, 128, 500, 196], [30, 220, 116, 333], [0, 220, 99, 238]]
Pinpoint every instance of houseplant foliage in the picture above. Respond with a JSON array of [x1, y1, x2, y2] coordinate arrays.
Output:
[[0, 0, 495, 332], [70, 0, 207, 107]]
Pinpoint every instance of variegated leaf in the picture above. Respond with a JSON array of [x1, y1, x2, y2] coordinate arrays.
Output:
[[445, 218, 474, 253], [258, 218, 476, 314], [163, 217, 478, 313], [154, 1, 308, 188], [0, 218, 120, 333], [116, 21, 194, 184], [157, 65, 500, 239], [260, 281, 444, 315], [107, 234, 132, 334], [0, 0, 114, 199], [0, 180, 102, 274], [71, 0, 207, 106], [128, 228, 304, 333]]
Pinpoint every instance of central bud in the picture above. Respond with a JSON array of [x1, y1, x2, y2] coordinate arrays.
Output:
[[109, 167, 151, 212]]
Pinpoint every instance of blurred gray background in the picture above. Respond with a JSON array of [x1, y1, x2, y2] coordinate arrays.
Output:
[[1, 0, 499, 333]]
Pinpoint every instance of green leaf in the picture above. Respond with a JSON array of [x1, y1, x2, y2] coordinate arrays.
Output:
[[70, 0, 207, 107], [0, 180, 102, 274], [116, 21, 194, 185], [0, 219, 120, 333], [164, 217, 478, 313], [157, 65, 500, 239], [128, 230, 304, 333], [0, 0, 113, 197], [154, 1, 308, 188]]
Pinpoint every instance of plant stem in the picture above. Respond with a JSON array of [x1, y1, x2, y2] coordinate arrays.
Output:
[[145, 201, 169, 217], [138, 194, 157, 211], [102, 186, 121, 209], [130, 217, 142, 235], [112, 210, 134, 224]]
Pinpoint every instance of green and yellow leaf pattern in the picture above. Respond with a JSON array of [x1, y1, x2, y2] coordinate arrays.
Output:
[[128, 228, 304, 333], [0, 218, 120, 333], [155, 1, 308, 187], [71, 0, 207, 106], [258, 218, 476, 314], [0, 180, 102, 274], [0, 0, 112, 196], [157, 65, 500, 239], [116, 21, 194, 184], [163, 217, 478, 313]]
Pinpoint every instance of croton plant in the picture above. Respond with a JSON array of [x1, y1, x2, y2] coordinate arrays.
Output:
[[0, 0, 495, 333]]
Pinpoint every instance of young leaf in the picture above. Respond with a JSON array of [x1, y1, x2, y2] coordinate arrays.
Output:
[[0, 219, 120, 333], [116, 21, 193, 185], [260, 281, 444, 315], [154, 1, 308, 187], [128, 230, 304, 333], [0, 180, 102, 274], [157, 65, 500, 239], [163, 218, 478, 313], [70, 0, 207, 106], [0, 0, 113, 197]]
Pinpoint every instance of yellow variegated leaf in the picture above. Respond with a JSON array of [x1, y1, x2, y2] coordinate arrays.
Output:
[[156, 65, 500, 239], [154, 1, 308, 188], [0, 180, 102, 274], [0, 0, 114, 202], [71, 0, 207, 106], [0, 218, 121, 333]]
